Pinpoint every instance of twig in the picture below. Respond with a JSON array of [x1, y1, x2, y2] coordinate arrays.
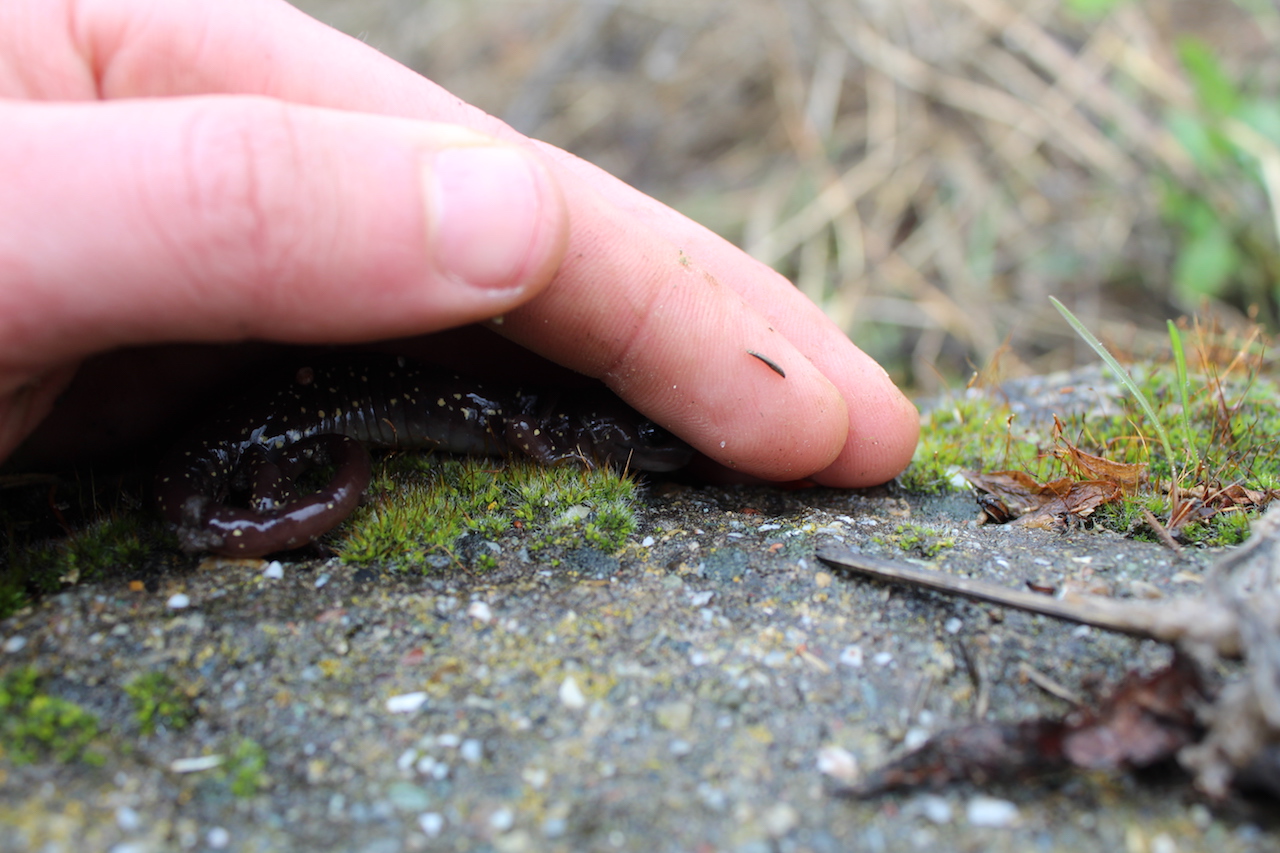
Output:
[[814, 545, 1243, 657]]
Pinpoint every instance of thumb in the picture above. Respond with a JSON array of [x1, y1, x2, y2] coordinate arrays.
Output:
[[0, 96, 567, 379]]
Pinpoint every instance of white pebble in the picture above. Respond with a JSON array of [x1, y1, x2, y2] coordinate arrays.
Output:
[[206, 827, 230, 849], [903, 727, 931, 751], [918, 794, 953, 824], [688, 590, 715, 607], [115, 806, 141, 832], [873, 651, 893, 667], [166, 593, 191, 610], [386, 692, 429, 714], [460, 739, 483, 765], [641, 536, 655, 547], [559, 676, 586, 709], [762, 803, 799, 838], [2, 635, 26, 653], [467, 601, 493, 623], [170, 755, 223, 773], [838, 646, 864, 668], [418, 813, 445, 837], [261, 561, 284, 580], [489, 806, 515, 832], [815, 745, 859, 785], [944, 617, 963, 635], [966, 796, 1019, 827], [314, 573, 330, 589]]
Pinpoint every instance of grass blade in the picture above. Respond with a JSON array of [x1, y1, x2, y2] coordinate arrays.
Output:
[[1049, 297, 1180, 471], [1167, 319, 1197, 465]]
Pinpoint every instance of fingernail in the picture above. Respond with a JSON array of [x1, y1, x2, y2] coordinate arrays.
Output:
[[426, 146, 546, 291]]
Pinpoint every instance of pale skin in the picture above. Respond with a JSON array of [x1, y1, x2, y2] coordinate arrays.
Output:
[[0, 0, 919, 487]]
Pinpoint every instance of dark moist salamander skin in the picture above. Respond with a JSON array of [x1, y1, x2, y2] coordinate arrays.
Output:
[[155, 356, 693, 558]]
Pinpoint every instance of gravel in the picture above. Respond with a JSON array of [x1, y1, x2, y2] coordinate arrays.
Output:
[[1, 485, 1275, 852]]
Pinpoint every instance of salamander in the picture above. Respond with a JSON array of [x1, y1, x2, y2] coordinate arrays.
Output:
[[155, 355, 692, 557]]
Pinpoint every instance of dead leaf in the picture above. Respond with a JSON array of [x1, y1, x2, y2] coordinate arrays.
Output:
[[1052, 416, 1147, 494], [836, 658, 1204, 798]]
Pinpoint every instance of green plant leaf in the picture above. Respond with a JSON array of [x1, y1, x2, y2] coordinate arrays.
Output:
[[1176, 37, 1241, 118], [1173, 223, 1239, 302], [1166, 110, 1229, 173]]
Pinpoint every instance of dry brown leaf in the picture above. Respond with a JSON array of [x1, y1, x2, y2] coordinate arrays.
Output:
[[1051, 416, 1148, 494]]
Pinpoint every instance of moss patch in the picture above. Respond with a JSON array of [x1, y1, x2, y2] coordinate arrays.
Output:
[[126, 671, 197, 735], [334, 452, 642, 570], [0, 667, 102, 764]]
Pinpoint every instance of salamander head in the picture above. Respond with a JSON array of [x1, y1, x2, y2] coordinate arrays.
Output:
[[563, 398, 694, 472]]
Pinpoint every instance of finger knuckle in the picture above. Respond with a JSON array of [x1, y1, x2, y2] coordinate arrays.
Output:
[[159, 99, 317, 294]]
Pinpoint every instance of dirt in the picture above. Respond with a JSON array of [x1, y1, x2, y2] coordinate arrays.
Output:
[[1, 483, 1275, 852]]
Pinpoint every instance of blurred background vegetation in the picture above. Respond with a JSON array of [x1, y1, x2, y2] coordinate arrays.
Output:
[[291, 0, 1280, 394]]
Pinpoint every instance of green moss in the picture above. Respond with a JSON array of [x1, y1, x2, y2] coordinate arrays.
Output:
[[1, 510, 168, 620], [0, 666, 102, 764], [126, 671, 196, 735], [902, 393, 1050, 494], [224, 737, 269, 798], [336, 452, 642, 570], [889, 523, 956, 558], [901, 344, 1280, 543]]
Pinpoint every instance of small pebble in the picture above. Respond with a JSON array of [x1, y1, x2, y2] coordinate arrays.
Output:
[[115, 806, 141, 832], [467, 601, 493, 623], [903, 727, 931, 751], [944, 617, 963, 635], [966, 796, 1019, 827], [206, 827, 230, 849], [762, 803, 799, 838], [918, 794, 953, 824], [873, 651, 893, 667], [839, 646, 864, 668], [166, 593, 191, 610], [2, 635, 26, 653], [641, 536, 656, 547], [655, 700, 694, 732], [386, 692, 429, 714], [387, 781, 431, 812], [314, 573, 330, 589], [489, 806, 515, 832], [261, 561, 284, 579], [460, 738, 483, 765], [559, 676, 586, 709], [815, 745, 859, 785], [170, 755, 223, 773], [418, 813, 445, 837]]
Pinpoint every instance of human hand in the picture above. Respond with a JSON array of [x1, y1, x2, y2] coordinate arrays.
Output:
[[0, 0, 918, 487]]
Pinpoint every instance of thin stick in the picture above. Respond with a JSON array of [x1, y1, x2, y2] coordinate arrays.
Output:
[[814, 545, 1239, 655]]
